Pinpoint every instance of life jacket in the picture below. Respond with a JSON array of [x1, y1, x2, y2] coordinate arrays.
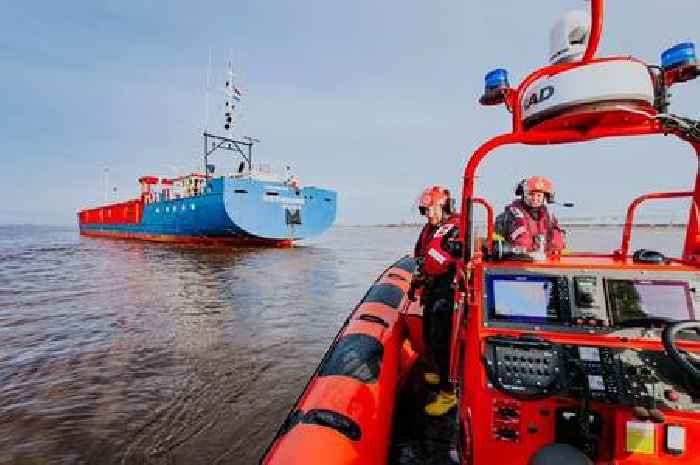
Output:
[[423, 214, 460, 277], [414, 223, 437, 259], [498, 200, 565, 253]]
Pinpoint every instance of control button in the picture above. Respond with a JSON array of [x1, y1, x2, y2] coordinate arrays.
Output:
[[665, 389, 680, 402], [497, 428, 518, 440], [498, 407, 519, 419]]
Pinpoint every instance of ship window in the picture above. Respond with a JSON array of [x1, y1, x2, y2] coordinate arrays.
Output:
[[165, 206, 169, 213], [190, 204, 195, 210], [266, 191, 279, 196], [181, 205, 186, 211], [234, 189, 248, 194], [155, 208, 160, 213]]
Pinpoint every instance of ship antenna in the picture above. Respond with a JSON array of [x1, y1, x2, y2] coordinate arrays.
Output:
[[202, 47, 212, 133], [224, 61, 240, 135]]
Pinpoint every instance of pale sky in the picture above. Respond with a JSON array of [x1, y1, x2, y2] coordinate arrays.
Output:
[[1, 1, 699, 225]]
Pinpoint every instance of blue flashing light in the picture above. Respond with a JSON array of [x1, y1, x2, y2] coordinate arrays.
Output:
[[662, 42, 697, 70], [484, 68, 509, 90]]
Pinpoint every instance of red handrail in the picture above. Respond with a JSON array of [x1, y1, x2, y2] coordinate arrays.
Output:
[[582, 0, 604, 63], [618, 191, 693, 258], [472, 197, 494, 254]]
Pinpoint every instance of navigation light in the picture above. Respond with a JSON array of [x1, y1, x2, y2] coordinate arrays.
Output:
[[480, 69, 510, 106], [485, 69, 509, 90], [662, 42, 700, 84], [662, 43, 696, 70]]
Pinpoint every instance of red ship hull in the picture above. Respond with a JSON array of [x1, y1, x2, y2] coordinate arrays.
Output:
[[78, 228, 293, 247]]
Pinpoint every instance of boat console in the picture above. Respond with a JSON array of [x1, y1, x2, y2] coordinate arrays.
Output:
[[464, 263, 700, 464]]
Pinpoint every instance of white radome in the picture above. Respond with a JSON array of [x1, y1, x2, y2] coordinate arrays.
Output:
[[549, 9, 591, 65], [521, 60, 655, 123]]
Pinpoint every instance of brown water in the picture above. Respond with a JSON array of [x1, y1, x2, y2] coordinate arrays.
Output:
[[0, 224, 685, 465]]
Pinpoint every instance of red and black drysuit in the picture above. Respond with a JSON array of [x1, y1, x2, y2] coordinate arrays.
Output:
[[411, 215, 461, 392], [414, 222, 437, 259], [497, 200, 565, 253]]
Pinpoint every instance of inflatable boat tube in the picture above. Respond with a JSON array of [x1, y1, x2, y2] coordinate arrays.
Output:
[[261, 256, 416, 465]]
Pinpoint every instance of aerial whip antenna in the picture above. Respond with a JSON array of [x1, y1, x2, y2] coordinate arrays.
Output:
[[202, 47, 212, 133]]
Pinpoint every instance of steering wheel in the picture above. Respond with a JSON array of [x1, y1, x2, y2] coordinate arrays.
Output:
[[662, 320, 700, 380]]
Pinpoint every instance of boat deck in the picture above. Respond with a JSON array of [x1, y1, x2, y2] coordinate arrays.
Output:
[[389, 361, 459, 465]]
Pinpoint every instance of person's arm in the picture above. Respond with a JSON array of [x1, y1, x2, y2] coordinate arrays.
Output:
[[548, 215, 566, 253], [508, 215, 533, 249]]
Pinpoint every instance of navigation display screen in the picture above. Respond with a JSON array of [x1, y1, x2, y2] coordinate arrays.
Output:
[[487, 275, 560, 323], [607, 279, 694, 324]]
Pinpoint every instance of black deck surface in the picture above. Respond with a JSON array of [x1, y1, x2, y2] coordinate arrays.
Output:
[[389, 361, 459, 465]]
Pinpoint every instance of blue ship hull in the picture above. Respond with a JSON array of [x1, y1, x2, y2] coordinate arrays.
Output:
[[79, 177, 336, 245]]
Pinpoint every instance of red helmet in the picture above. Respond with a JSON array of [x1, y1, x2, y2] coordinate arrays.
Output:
[[516, 176, 555, 203], [418, 185, 452, 215]]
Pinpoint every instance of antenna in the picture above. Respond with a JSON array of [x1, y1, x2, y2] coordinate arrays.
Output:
[[224, 61, 243, 134], [202, 47, 212, 133]]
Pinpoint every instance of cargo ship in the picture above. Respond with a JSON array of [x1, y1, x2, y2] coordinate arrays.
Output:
[[78, 72, 337, 247]]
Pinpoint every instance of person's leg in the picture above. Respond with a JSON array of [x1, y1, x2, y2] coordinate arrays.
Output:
[[421, 295, 439, 385], [424, 296, 457, 416], [430, 297, 454, 392]]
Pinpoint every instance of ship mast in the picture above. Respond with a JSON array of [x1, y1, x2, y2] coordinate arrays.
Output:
[[202, 62, 259, 181]]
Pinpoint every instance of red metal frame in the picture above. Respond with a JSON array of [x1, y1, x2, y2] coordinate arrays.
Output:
[[618, 190, 694, 257], [458, 0, 700, 264], [472, 197, 494, 254], [582, 0, 603, 63]]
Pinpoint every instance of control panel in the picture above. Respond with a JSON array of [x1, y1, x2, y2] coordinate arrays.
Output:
[[484, 268, 700, 330], [564, 345, 700, 411], [484, 337, 700, 411], [484, 336, 565, 399]]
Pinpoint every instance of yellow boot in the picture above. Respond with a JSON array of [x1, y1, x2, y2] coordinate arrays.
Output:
[[424, 390, 457, 416], [423, 372, 440, 386]]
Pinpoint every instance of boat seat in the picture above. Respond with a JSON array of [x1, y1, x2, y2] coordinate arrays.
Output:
[[530, 444, 593, 465]]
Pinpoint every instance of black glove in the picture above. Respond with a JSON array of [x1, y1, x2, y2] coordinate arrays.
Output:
[[407, 273, 424, 302], [445, 238, 462, 258]]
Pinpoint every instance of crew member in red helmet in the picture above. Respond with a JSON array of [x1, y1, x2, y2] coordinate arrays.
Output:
[[409, 185, 461, 416], [413, 186, 450, 259], [496, 176, 566, 255]]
